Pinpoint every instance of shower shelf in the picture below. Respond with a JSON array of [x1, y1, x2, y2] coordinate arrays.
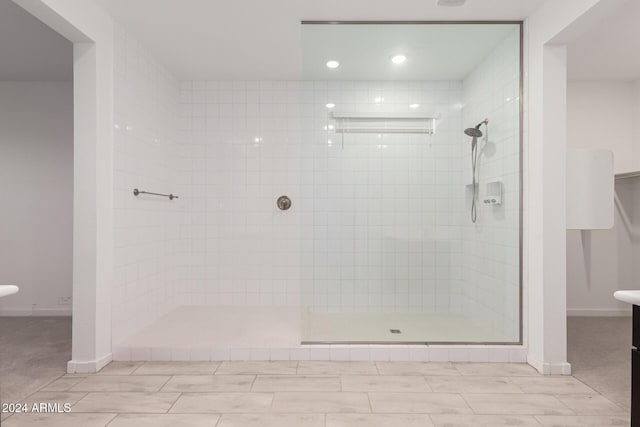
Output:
[[484, 180, 502, 205], [465, 180, 502, 205], [330, 112, 439, 134]]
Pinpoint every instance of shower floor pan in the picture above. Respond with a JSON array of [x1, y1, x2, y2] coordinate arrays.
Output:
[[302, 311, 502, 343], [113, 306, 524, 363]]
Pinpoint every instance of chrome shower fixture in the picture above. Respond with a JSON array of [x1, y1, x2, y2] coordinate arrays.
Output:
[[464, 127, 483, 138], [464, 118, 489, 138], [465, 119, 489, 223]]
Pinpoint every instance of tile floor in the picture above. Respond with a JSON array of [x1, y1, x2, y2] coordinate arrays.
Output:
[[0, 317, 71, 403], [1, 360, 630, 426], [568, 316, 632, 410]]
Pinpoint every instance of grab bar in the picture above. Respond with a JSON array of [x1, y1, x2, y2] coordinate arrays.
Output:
[[133, 188, 179, 200]]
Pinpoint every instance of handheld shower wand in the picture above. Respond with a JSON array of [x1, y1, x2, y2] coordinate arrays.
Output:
[[464, 119, 488, 223]]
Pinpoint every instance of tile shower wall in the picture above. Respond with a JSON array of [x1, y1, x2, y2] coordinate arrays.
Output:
[[111, 24, 181, 346], [176, 81, 303, 308], [461, 27, 520, 341], [300, 82, 463, 315], [177, 81, 464, 313]]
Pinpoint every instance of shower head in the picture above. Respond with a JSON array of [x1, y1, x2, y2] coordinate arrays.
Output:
[[464, 127, 483, 138], [464, 118, 489, 138]]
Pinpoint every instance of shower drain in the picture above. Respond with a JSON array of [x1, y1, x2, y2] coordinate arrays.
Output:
[[389, 329, 402, 334]]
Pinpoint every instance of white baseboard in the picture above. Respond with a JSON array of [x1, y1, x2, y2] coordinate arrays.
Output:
[[567, 308, 631, 317], [0, 307, 72, 316], [528, 356, 572, 375], [67, 352, 112, 374], [542, 362, 572, 375]]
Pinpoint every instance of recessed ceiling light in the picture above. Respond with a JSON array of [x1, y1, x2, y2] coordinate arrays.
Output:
[[326, 60, 340, 69], [374, 97, 384, 104], [325, 103, 335, 109], [391, 54, 407, 64], [410, 103, 420, 109]]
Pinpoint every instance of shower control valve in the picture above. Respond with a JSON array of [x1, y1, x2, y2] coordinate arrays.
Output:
[[277, 195, 292, 211], [483, 197, 501, 205]]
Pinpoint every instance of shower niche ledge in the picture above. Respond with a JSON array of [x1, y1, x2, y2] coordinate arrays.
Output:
[[331, 112, 440, 134]]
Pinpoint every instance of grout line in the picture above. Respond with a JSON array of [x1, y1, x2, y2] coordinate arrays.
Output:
[[13, 373, 79, 408], [530, 415, 546, 426], [130, 361, 145, 375], [103, 413, 120, 427], [68, 391, 90, 411], [30, 372, 69, 393], [157, 375, 174, 392], [422, 375, 433, 393], [426, 414, 438, 426], [550, 393, 578, 416], [457, 392, 477, 415], [165, 391, 183, 414]]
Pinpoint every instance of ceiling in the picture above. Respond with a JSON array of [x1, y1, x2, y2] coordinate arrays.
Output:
[[0, 0, 72, 81], [567, 0, 640, 81], [302, 24, 517, 81], [96, 0, 545, 80]]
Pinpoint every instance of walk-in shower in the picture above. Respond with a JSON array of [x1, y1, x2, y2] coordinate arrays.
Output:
[[111, 21, 523, 359], [299, 22, 522, 344]]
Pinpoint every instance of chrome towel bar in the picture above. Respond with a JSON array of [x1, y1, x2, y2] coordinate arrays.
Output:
[[133, 188, 179, 200]]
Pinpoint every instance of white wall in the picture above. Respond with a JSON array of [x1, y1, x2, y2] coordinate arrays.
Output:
[[566, 80, 638, 315], [524, 0, 614, 375], [15, 0, 117, 373], [461, 27, 521, 342], [111, 24, 181, 346], [0, 81, 73, 315], [633, 80, 640, 169], [567, 81, 634, 174]]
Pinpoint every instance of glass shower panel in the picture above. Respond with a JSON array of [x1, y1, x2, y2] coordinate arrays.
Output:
[[299, 23, 521, 344]]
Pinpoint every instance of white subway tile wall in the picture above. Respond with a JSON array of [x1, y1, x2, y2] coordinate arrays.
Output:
[[177, 80, 467, 317], [299, 81, 464, 315], [112, 24, 182, 346], [176, 80, 303, 308], [461, 28, 521, 341]]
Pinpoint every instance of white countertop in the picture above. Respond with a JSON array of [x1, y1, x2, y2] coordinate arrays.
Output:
[[614, 290, 640, 305]]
